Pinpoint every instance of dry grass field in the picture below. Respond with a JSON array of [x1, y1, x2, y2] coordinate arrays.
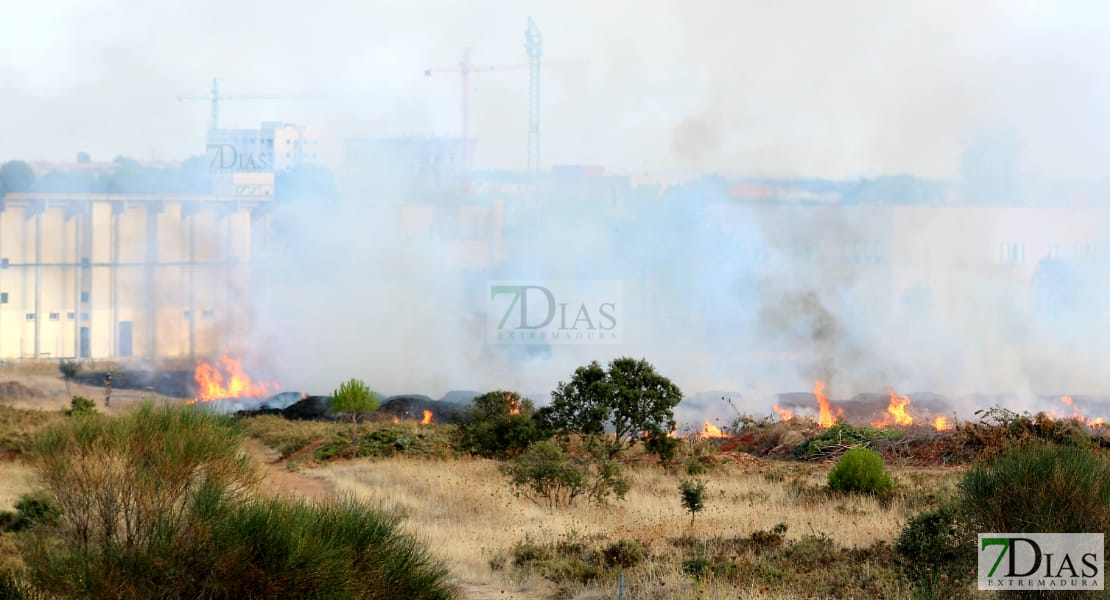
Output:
[[0, 367, 983, 599], [314, 456, 961, 599]]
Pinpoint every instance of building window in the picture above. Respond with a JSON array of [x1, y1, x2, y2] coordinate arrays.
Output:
[[25, 313, 35, 321], [80, 258, 90, 268], [1000, 242, 1026, 266], [80, 291, 90, 303], [49, 312, 59, 321], [0, 292, 7, 304], [81, 312, 89, 321], [201, 309, 216, 319], [66, 312, 75, 320], [0, 258, 7, 269], [184, 310, 191, 318]]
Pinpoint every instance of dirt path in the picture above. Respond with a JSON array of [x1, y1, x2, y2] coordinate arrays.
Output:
[[241, 438, 332, 502]]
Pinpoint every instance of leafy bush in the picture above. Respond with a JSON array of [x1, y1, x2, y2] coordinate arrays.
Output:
[[827, 447, 894, 495], [455, 390, 546, 458], [64, 396, 95, 417], [501, 438, 628, 508], [679, 479, 707, 524], [331, 378, 379, 423]]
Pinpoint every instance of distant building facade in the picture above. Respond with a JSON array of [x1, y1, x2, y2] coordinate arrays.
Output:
[[0, 192, 270, 360]]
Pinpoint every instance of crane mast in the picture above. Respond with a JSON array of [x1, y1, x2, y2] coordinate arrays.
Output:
[[525, 18, 543, 172]]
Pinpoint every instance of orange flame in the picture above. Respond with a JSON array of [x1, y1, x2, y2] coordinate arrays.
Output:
[[1058, 396, 1106, 428], [772, 404, 793, 421], [933, 416, 953, 431], [508, 394, 521, 415], [815, 381, 840, 428], [872, 389, 913, 427], [1061, 396, 1080, 419], [192, 355, 277, 402], [392, 416, 400, 424], [421, 410, 433, 425], [700, 421, 726, 439]]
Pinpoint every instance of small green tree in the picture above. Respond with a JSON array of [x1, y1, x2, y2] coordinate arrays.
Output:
[[679, 479, 707, 525], [827, 447, 894, 495], [540, 357, 682, 455], [58, 361, 80, 397], [330, 379, 378, 425]]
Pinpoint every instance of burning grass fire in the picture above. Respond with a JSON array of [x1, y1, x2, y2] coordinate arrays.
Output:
[[814, 381, 840, 428], [871, 389, 913, 427], [189, 355, 278, 404]]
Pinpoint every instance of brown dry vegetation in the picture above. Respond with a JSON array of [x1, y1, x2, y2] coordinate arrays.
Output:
[[314, 456, 961, 599]]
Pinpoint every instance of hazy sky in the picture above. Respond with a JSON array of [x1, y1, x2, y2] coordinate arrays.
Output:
[[2, 0, 1110, 178]]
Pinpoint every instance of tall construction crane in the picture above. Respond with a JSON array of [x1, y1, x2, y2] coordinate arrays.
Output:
[[423, 21, 584, 172], [177, 77, 329, 130], [525, 17, 542, 172]]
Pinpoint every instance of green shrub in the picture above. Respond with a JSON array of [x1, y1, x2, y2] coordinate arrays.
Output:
[[501, 438, 628, 508], [455, 390, 545, 458], [644, 430, 680, 463], [0, 570, 45, 600], [313, 423, 455, 461], [602, 538, 646, 569], [896, 442, 1110, 600], [960, 440, 1110, 538], [684, 458, 707, 475], [64, 396, 95, 417], [895, 501, 971, 579], [749, 522, 789, 554], [22, 404, 457, 600], [679, 479, 707, 524], [331, 378, 379, 424], [0, 493, 60, 532], [57, 361, 79, 380], [827, 447, 894, 495]]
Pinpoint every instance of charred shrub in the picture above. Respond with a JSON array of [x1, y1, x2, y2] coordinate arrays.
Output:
[[827, 447, 894, 495]]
